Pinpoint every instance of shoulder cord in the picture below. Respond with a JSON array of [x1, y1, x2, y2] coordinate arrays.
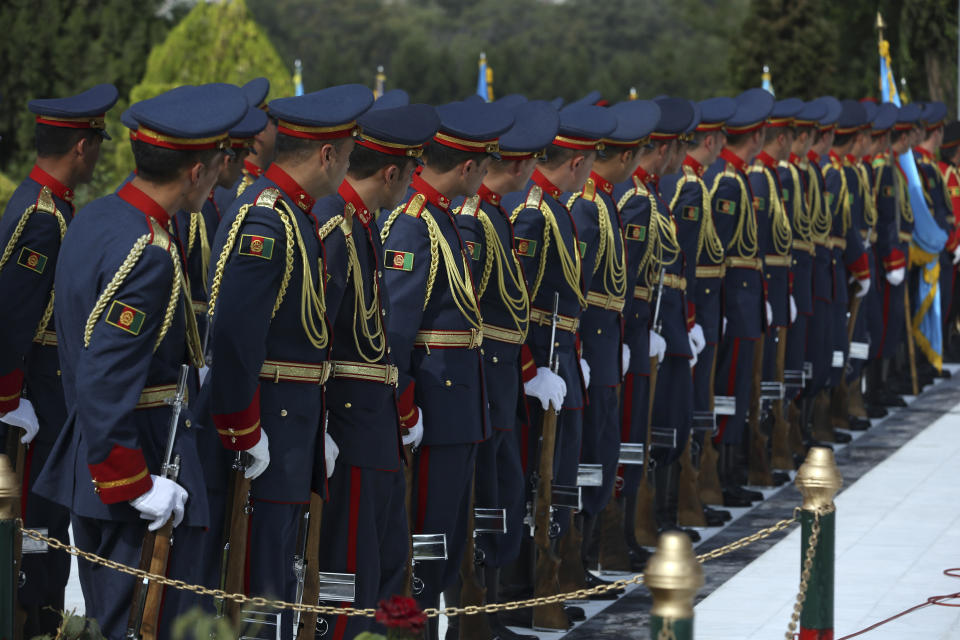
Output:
[[566, 193, 608, 277], [510, 201, 553, 304], [477, 209, 529, 338], [342, 221, 386, 363], [235, 173, 255, 200], [725, 167, 758, 257], [379, 203, 441, 311], [539, 201, 587, 308], [857, 164, 878, 227], [806, 164, 831, 241], [187, 211, 211, 295], [823, 164, 851, 235], [566, 192, 626, 297], [780, 162, 812, 243], [420, 208, 482, 328], [671, 169, 724, 265], [275, 199, 328, 350], [896, 167, 914, 224], [750, 165, 792, 255]]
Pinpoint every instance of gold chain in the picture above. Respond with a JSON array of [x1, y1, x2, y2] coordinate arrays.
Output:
[[780, 161, 812, 243], [807, 163, 832, 242], [19, 514, 796, 619], [725, 166, 759, 258], [785, 508, 825, 640]]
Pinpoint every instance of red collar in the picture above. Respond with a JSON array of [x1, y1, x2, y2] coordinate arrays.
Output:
[[29, 165, 74, 208], [828, 150, 843, 166], [117, 181, 171, 227], [632, 165, 653, 185], [756, 150, 778, 169], [789, 153, 802, 164], [682, 154, 704, 176], [338, 179, 372, 226], [411, 173, 452, 210], [914, 146, 935, 161], [244, 159, 264, 178], [266, 164, 314, 212], [478, 183, 502, 208], [844, 154, 858, 165], [531, 169, 564, 201], [862, 155, 872, 164], [806, 150, 821, 166], [589, 170, 614, 195], [720, 147, 749, 173]]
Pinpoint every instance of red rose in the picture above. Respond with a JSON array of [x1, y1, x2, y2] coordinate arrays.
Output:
[[375, 595, 427, 637]]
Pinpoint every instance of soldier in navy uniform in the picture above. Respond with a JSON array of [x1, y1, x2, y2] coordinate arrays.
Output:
[[312, 99, 439, 640], [377, 99, 512, 635], [452, 97, 557, 639], [703, 88, 773, 505], [214, 77, 277, 215], [506, 103, 615, 596], [32, 84, 246, 639], [660, 96, 738, 517], [0, 84, 117, 637], [205, 85, 373, 640]]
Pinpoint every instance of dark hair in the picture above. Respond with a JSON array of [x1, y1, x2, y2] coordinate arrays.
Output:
[[35, 124, 100, 157], [422, 142, 487, 173], [940, 144, 960, 164], [832, 132, 856, 148], [764, 126, 793, 145], [132, 140, 222, 184], [725, 131, 757, 148], [543, 144, 593, 169], [347, 144, 416, 180], [274, 133, 351, 165]]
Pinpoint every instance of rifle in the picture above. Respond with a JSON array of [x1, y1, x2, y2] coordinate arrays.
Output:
[[746, 330, 771, 486], [127, 364, 189, 640], [769, 326, 794, 470], [633, 269, 664, 546], [904, 278, 919, 395], [531, 292, 568, 631], [457, 470, 492, 640], [295, 415, 328, 640], [220, 449, 252, 626]]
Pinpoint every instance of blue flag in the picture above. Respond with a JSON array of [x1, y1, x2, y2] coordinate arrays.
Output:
[[294, 59, 304, 97], [477, 52, 493, 102], [761, 65, 774, 96]]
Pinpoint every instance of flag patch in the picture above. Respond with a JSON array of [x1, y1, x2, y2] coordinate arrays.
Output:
[[239, 234, 274, 260], [626, 224, 646, 241], [106, 300, 146, 335], [682, 206, 699, 221], [882, 185, 895, 197], [825, 192, 835, 208], [717, 199, 735, 214], [464, 240, 480, 261], [782, 188, 790, 202], [385, 250, 414, 271], [17, 247, 47, 274], [752, 196, 766, 211], [950, 186, 960, 198], [514, 237, 537, 257], [578, 241, 587, 258]]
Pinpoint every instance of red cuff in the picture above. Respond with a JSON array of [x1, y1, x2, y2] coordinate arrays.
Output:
[[88, 444, 154, 504], [520, 344, 537, 384], [686, 301, 696, 331], [788, 270, 795, 293], [0, 368, 23, 413], [883, 249, 906, 272], [847, 253, 871, 281], [398, 381, 419, 429], [213, 386, 262, 450], [575, 334, 582, 359]]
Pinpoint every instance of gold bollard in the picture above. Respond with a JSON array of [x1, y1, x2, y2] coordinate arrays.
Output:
[[645, 531, 704, 640]]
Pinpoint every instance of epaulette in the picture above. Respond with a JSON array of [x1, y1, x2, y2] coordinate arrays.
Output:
[[581, 177, 597, 202], [255, 187, 281, 210], [525, 185, 543, 210], [404, 193, 426, 218], [457, 195, 480, 217], [145, 217, 171, 251], [35, 186, 57, 216], [632, 175, 646, 192]]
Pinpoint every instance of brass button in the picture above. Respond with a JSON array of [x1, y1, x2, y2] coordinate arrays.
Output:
[[480, 349, 484, 355], [185, 419, 192, 428], [345, 402, 352, 408], [381, 309, 387, 317], [445, 380, 452, 387], [387, 346, 392, 354], [554, 341, 560, 347], [231, 437, 237, 444], [56, 369, 61, 376], [597, 328, 602, 335], [280, 409, 288, 417], [492, 356, 499, 364], [742, 281, 748, 288], [705, 288, 711, 294]]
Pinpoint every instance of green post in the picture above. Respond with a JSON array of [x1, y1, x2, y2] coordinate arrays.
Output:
[[645, 531, 703, 640], [794, 446, 842, 640], [0, 454, 19, 640]]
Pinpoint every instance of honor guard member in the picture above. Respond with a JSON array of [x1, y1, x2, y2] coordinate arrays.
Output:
[[915, 101, 958, 349], [939, 120, 960, 359], [313, 101, 439, 640], [703, 88, 773, 504], [205, 85, 373, 638], [864, 103, 909, 406], [659, 96, 737, 515], [214, 77, 277, 213], [452, 98, 557, 639], [377, 99, 512, 630], [32, 84, 245, 638], [507, 103, 614, 551], [564, 97, 652, 583], [0, 83, 117, 637]]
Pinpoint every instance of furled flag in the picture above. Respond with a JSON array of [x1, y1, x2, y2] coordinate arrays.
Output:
[[477, 52, 494, 102], [294, 59, 304, 97]]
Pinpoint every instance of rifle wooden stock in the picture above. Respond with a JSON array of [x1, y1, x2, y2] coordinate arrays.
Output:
[[5, 429, 24, 640], [904, 280, 919, 395], [126, 529, 157, 636], [296, 492, 325, 640], [402, 443, 414, 597], [138, 520, 174, 640], [633, 357, 659, 547], [697, 347, 723, 506], [531, 402, 566, 631], [770, 326, 794, 470], [223, 468, 252, 625], [458, 473, 491, 640], [747, 336, 772, 486], [598, 383, 633, 570]]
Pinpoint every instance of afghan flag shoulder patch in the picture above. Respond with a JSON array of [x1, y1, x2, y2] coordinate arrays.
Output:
[[238, 234, 274, 260], [882, 185, 895, 198], [385, 250, 414, 271], [782, 188, 790, 202], [578, 240, 587, 258], [950, 186, 960, 198], [717, 198, 735, 214], [17, 247, 47, 274], [514, 237, 537, 257], [464, 240, 480, 261], [752, 196, 766, 212], [682, 205, 700, 221], [106, 300, 146, 336], [626, 224, 646, 241]]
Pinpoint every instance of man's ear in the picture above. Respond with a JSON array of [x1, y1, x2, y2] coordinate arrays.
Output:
[[320, 142, 338, 167], [188, 160, 206, 186], [461, 158, 477, 178], [570, 154, 584, 173], [383, 163, 400, 185]]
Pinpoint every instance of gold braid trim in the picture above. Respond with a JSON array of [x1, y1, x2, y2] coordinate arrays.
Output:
[[342, 223, 386, 363], [856, 163, 878, 227], [420, 209, 482, 327], [318, 215, 344, 240], [477, 208, 529, 339], [378, 201, 440, 307], [477, 213, 496, 298], [806, 163, 831, 242], [84, 234, 151, 348], [749, 163, 792, 256], [725, 166, 758, 257], [823, 163, 851, 235], [510, 186, 555, 305], [275, 199, 328, 349], [618, 180, 657, 290], [148, 218, 203, 366], [670, 167, 724, 266], [187, 211, 211, 295], [896, 165, 914, 224], [378, 204, 405, 244], [236, 173, 255, 200], [566, 192, 607, 276], [780, 161, 812, 243]]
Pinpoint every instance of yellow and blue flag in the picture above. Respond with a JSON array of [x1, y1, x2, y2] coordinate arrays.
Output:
[[879, 27, 948, 369], [761, 65, 774, 96], [294, 59, 304, 97], [477, 52, 494, 102], [374, 65, 386, 99]]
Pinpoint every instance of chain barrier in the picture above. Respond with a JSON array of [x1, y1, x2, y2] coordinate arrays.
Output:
[[784, 507, 827, 640], [20, 512, 797, 619]]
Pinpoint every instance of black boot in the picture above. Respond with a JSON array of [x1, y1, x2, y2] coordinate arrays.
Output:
[[719, 444, 761, 505], [580, 513, 622, 599], [655, 461, 701, 542], [484, 566, 538, 640]]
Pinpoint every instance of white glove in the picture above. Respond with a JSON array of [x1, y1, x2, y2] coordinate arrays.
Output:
[[855, 277, 870, 298], [687, 333, 699, 367], [580, 358, 591, 389], [689, 323, 706, 354], [621, 344, 631, 377], [524, 367, 567, 411], [244, 429, 270, 480], [765, 301, 773, 325], [324, 432, 339, 478], [130, 476, 188, 531], [886, 267, 905, 286], [789, 296, 798, 323], [953, 245, 960, 265], [1, 398, 39, 444], [402, 409, 424, 448], [722, 316, 728, 336], [649, 330, 666, 363], [198, 365, 210, 386]]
